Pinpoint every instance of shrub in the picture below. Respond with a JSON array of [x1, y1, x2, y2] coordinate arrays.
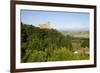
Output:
[[48, 48, 73, 61], [26, 50, 47, 62]]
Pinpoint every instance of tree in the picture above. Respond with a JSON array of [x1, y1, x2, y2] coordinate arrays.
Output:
[[81, 40, 89, 48], [47, 48, 73, 61], [26, 50, 47, 62]]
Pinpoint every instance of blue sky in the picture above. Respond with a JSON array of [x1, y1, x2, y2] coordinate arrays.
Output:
[[21, 10, 90, 31]]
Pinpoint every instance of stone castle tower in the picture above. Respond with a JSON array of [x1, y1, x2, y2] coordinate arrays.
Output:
[[38, 21, 51, 29]]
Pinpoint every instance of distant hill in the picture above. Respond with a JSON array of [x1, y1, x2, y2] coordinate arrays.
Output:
[[60, 30, 89, 39]]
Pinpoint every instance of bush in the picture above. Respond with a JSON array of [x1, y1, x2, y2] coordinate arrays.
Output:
[[26, 50, 47, 62], [48, 48, 73, 61]]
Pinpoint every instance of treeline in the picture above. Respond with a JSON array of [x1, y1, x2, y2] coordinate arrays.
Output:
[[21, 22, 89, 62]]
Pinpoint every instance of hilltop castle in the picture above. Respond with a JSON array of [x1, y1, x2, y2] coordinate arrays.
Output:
[[37, 21, 51, 29]]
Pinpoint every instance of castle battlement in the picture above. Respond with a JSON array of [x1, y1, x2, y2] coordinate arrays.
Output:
[[38, 22, 51, 29]]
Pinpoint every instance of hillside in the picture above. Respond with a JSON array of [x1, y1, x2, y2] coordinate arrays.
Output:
[[21, 22, 89, 63]]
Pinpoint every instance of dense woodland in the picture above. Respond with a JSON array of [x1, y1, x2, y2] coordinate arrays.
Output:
[[21, 22, 89, 63]]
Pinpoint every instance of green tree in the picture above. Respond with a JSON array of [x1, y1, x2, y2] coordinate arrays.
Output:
[[81, 40, 89, 48], [27, 50, 47, 62], [48, 48, 73, 61]]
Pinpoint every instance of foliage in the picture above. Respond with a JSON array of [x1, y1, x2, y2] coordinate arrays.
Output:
[[26, 50, 47, 62], [21, 22, 89, 62], [81, 40, 89, 48], [47, 48, 73, 61]]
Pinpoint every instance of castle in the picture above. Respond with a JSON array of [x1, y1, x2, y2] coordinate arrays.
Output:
[[37, 21, 51, 29]]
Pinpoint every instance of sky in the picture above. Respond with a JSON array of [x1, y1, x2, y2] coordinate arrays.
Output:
[[21, 10, 90, 31]]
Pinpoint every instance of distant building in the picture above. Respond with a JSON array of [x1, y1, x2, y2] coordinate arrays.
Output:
[[38, 22, 51, 29]]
